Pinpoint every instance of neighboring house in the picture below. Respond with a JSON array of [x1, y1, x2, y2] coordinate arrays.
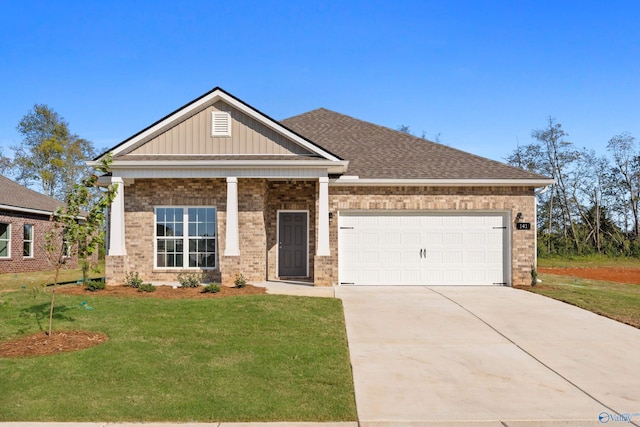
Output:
[[93, 87, 553, 287], [0, 175, 82, 273]]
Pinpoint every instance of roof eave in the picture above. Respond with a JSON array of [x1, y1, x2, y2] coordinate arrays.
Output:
[[331, 178, 556, 187]]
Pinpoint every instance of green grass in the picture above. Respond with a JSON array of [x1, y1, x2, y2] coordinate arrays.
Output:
[[0, 261, 105, 293], [0, 290, 356, 422], [537, 254, 640, 268], [526, 273, 640, 328]]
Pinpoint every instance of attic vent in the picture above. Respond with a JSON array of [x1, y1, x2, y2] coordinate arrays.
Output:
[[211, 111, 231, 137]]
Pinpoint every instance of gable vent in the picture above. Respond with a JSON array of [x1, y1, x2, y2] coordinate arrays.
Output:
[[211, 111, 231, 137]]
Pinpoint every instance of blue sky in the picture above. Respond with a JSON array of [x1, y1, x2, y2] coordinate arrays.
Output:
[[1, 0, 639, 163]]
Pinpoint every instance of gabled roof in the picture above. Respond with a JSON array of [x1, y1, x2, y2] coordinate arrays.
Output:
[[282, 108, 551, 182], [0, 174, 64, 215], [97, 87, 341, 162]]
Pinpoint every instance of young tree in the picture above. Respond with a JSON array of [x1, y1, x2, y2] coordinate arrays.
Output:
[[44, 154, 116, 336], [13, 104, 96, 200]]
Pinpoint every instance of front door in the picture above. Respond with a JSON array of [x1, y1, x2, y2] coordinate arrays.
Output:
[[278, 211, 308, 277]]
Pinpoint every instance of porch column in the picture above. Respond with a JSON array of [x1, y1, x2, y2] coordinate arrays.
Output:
[[225, 177, 240, 256], [317, 177, 330, 256], [108, 176, 126, 256]]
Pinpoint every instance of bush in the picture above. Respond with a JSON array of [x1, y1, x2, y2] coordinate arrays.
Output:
[[530, 265, 538, 287], [234, 273, 247, 288], [85, 280, 106, 292], [138, 283, 156, 293], [177, 272, 202, 288], [202, 283, 221, 293], [125, 271, 143, 288]]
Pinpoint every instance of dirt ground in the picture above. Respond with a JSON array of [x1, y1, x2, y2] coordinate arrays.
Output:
[[538, 267, 640, 285], [0, 284, 266, 358]]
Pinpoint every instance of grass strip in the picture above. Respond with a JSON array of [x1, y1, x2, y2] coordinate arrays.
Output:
[[526, 273, 640, 328]]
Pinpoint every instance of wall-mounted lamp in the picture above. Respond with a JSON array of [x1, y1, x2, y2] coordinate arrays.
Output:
[[515, 212, 523, 223], [329, 212, 334, 223]]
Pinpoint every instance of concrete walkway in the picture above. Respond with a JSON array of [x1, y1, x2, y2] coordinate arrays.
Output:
[[336, 285, 640, 426]]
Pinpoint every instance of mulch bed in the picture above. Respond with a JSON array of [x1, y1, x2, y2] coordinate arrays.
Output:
[[0, 284, 267, 358]]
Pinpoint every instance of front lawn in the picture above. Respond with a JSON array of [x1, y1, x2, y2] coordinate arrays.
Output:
[[0, 261, 105, 292], [0, 289, 356, 422], [526, 273, 640, 328]]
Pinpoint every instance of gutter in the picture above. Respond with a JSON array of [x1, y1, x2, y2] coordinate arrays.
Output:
[[330, 177, 556, 187]]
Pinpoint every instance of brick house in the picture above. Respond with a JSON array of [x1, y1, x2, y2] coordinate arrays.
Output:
[[0, 175, 83, 273], [94, 87, 552, 287]]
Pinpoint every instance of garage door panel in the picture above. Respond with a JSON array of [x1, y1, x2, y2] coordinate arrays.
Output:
[[338, 212, 508, 286]]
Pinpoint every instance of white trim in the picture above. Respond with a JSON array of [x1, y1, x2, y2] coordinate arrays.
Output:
[[316, 177, 330, 256], [224, 177, 240, 256], [0, 222, 10, 259], [276, 210, 309, 278], [0, 204, 56, 217], [331, 177, 555, 187], [108, 177, 126, 256], [23, 223, 34, 258], [153, 206, 218, 270], [107, 89, 341, 161]]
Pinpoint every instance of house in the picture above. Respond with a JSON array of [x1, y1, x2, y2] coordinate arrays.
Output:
[[93, 87, 553, 287], [0, 175, 83, 273]]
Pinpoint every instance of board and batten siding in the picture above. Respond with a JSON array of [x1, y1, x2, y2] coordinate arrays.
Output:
[[128, 101, 313, 156]]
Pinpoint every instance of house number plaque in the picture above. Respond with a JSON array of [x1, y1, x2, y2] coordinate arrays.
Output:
[[516, 222, 531, 230]]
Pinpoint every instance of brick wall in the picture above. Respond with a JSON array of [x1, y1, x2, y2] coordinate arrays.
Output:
[[0, 209, 82, 274], [320, 185, 537, 287], [108, 179, 537, 287]]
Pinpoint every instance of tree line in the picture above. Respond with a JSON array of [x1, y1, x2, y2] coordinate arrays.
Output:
[[506, 117, 640, 258]]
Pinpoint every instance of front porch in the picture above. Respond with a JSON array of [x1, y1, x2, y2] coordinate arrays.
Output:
[[105, 177, 334, 287]]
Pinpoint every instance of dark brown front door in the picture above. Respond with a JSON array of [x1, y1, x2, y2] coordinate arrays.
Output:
[[278, 212, 308, 277]]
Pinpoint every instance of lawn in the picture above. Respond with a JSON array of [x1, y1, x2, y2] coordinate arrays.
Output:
[[526, 273, 640, 328], [0, 262, 105, 292], [537, 254, 640, 268], [0, 288, 357, 422]]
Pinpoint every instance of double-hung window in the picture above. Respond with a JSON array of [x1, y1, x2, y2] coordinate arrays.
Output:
[[0, 223, 9, 258], [155, 207, 217, 269], [23, 224, 34, 257]]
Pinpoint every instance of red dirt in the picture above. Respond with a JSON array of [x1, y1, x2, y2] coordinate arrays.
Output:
[[0, 284, 266, 358], [538, 267, 640, 285]]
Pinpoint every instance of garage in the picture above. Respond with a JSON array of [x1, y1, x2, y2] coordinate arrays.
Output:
[[338, 211, 510, 286]]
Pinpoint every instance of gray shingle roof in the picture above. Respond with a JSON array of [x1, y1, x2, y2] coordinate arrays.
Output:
[[0, 174, 64, 214], [281, 108, 549, 181]]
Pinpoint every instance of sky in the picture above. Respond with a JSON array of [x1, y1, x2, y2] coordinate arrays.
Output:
[[1, 0, 639, 164]]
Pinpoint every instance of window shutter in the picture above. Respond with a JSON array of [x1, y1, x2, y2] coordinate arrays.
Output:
[[211, 112, 231, 137]]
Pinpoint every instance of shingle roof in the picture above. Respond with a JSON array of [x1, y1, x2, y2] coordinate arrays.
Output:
[[281, 108, 549, 181], [0, 174, 64, 214]]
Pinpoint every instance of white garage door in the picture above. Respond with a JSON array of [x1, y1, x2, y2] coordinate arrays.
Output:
[[338, 212, 509, 286]]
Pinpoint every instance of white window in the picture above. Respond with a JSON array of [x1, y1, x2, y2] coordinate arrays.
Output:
[[23, 224, 34, 257], [155, 207, 217, 269], [0, 223, 10, 258], [211, 111, 231, 137]]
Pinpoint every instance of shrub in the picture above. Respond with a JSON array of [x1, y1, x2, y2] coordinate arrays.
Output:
[[85, 280, 106, 292], [177, 272, 202, 288], [138, 283, 156, 293], [202, 283, 221, 293], [234, 273, 247, 288], [125, 271, 143, 288], [530, 265, 538, 287]]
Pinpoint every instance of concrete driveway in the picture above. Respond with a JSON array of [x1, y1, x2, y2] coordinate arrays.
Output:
[[336, 286, 640, 427]]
